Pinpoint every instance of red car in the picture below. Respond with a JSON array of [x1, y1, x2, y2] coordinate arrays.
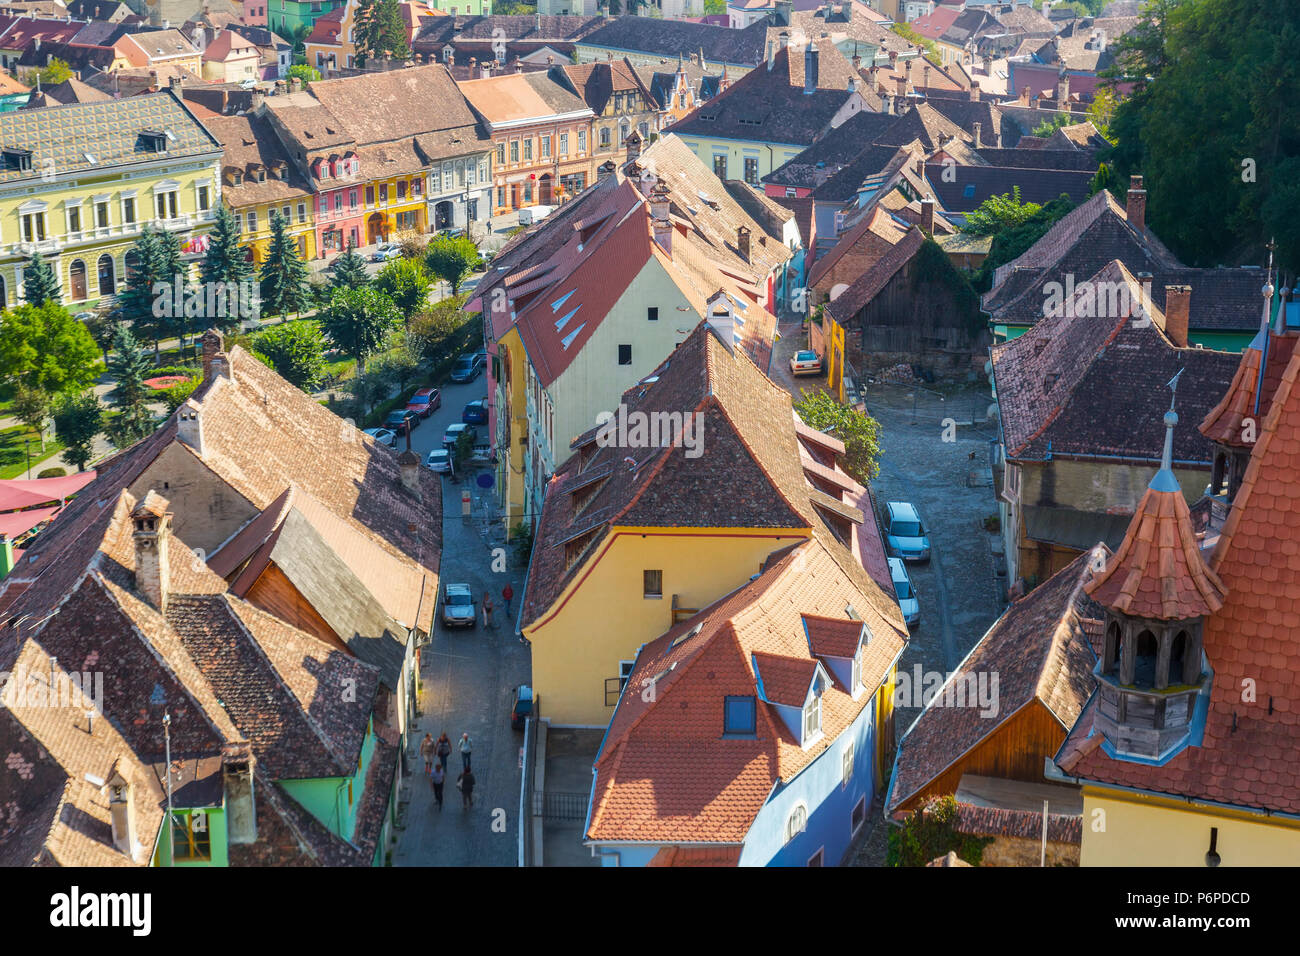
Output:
[[406, 387, 442, 419]]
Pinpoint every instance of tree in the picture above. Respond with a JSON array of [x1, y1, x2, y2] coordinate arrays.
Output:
[[34, 57, 72, 85], [330, 239, 371, 291], [22, 252, 61, 307], [408, 297, 469, 362], [1030, 113, 1073, 138], [12, 385, 51, 446], [344, 365, 391, 417], [0, 302, 102, 395], [84, 311, 116, 365], [160, 376, 200, 413], [259, 210, 312, 320], [1086, 85, 1120, 145], [374, 257, 431, 318], [792, 390, 882, 484], [425, 234, 480, 295], [1101, 0, 1300, 270], [118, 226, 181, 358], [890, 24, 939, 61], [961, 186, 1042, 237], [320, 286, 401, 366], [105, 324, 155, 447], [52, 391, 102, 472], [287, 64, 321, 86], [971, 193, 1075, 291], [200, 205, 255, 335], [887, 796, 991, 867], [252, 322, 327, 391], [355, 0, 410, 65]]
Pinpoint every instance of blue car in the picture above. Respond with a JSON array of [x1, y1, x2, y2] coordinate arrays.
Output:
[[884, 501, 931, 563], [462, 399, 489, 425]]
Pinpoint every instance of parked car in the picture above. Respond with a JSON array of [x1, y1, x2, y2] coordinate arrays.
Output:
[[371, 243, 401, 262], [889, 557, 920, 627], [425, 448, 452, 474], [883, 501, 931, 562], [441, 583, 476, 628], [406, 387, 442, 419], [789, 349, 822, 376], [462, 399, 489, 425], [362, 427, 397, 448], [442, 422, 477, 449], [517, 204, 553, 225], [510, 684, 535, 730], [73, 311, 96, 322], [450, 354, 482, 383], [384, 409, 419, 435]]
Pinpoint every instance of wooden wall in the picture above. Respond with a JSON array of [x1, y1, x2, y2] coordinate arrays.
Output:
[[246, 562, 351, 655]]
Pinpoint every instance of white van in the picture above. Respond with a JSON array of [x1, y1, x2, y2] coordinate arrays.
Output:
[[517, 204, 554, 225]]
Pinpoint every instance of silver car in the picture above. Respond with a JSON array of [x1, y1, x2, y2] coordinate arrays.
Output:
[[442, 583, 476, 628]]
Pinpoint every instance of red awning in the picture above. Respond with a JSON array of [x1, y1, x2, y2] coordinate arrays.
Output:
[[0, 471, 97, 511], [0, 506, 59, 539]]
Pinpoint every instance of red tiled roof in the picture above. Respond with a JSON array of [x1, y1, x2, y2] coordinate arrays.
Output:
[[752, 651, 820, 706], [802, 613, 864, 659], [1199, 314, 1299, 449], [587, 534, 907, 845]]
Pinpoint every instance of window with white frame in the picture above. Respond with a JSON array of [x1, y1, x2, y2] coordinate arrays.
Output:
[[155, 188, 178, 221], [802, 690, 821, 742], [66, 201, 82, 234], [841, 746, 853, 788], [247, 209, 258, 232], [851, 647, 862, 696], [95, 198, 110, 228], [578, 129, 587, 152], [21, 210, 46, 242], [298, 202, 306, 224], [784, 803, 807, 844], [197, 184, 211, 211], [559, 132, 569, 155], [122, 194, 137, 224]]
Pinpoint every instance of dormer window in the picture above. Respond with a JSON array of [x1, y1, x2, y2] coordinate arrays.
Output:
[[255, 167, 267, 183], [140, 129, 167, 152], [3, 147, 32, 172], [231, 168, 244, 185]]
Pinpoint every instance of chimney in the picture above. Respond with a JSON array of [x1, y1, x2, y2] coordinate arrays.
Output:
[[168, 74, 182, 92], [289, 75, 302, 92], [706, 292, 739, 354], [1057, 70, 1069, 106], [209, 351, 232, 382], [512, 56, 521, 74], [922, 64, 930, 89], [535, 12, 541, 29], [222, 742, 257, 845], [766, 38, 775, 70], [970, 80, 980, 103], [779, 31, 790, 52], [650, 182, 672, 255], [1164, 285, 1191, 347], [851, 50, 861, 71], [775, 0, 792, 26], [972, 121, 982, 149], [625, 129, 641, 165], [847, 75, 857, 93], [1127, 174, 1147, 231], [920, 198, 935, 236], [0, 533, 12, 579], [896, 75, 907, 97], [131, 492, 172, 614], [398, 449, 421, 497], [200, 328, 224, 380], [804, 44, 818, 94], [737, 225, 750, 261], [481, 61, 491, 79], [107, 770, 137, 860], [1097, 29, 1107, 52], [176, 400, 203, 455], [882, 91, 894, 115], [250, 87, 265, 112], [1019, 85, 1030, 106], [914, 157, 925, 177]]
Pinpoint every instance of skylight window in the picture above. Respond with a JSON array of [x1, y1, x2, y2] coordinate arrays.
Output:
[[672, 622, 704, 648], [561, 323, 586, 350], [554, 306, 579, 332], [551, 289, 576, 312]]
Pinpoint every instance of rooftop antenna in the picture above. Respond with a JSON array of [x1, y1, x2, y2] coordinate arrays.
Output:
[[163, 712, 174, 865], [1254, 239, 1277, 417]]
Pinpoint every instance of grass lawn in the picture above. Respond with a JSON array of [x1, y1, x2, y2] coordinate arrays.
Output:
[[0, 423, 68, 479]]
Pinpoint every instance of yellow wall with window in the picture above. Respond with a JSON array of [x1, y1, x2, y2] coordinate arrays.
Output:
[[1079, 789, 1300, 866], [524, 527, 811, 726], [230, 197, 316, 266], [0, 162, 221, 307]]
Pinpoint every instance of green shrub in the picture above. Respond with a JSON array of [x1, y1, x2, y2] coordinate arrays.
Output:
[[36, 466, 66, 478], [886, 795, 991, 867]]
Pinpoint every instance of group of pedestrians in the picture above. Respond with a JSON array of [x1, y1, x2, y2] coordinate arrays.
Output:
[[479, 584, 513, 630], [420, 731, 476, 810]]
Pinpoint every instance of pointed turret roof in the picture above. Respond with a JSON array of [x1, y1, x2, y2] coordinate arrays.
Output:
[[1085, 386, 1228, 620]]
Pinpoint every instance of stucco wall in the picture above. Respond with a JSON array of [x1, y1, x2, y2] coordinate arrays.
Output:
[[130, 440, 260, 555]]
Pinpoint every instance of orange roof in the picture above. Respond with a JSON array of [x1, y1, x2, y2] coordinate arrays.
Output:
[[1084, 480, 1227, 620]]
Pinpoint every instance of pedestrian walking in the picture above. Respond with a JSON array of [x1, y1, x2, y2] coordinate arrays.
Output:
[[419, 732, 435, 774], [435, 732, 452, 772], [482, 594, 494, 629], [501, 583, 513, 614], [458, 768, 476, 809], [429, 763, 445, 810], [459, 732, 473, 772]]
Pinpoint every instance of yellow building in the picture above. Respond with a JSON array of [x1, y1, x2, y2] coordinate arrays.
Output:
[[520, 321, 906, 727], [492, 323, 529, 533], [203, 112, 316, 266], [0, 90, 222, 307]]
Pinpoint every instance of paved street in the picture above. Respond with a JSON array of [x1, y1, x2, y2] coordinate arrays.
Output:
[[393, 374, 531, 866]]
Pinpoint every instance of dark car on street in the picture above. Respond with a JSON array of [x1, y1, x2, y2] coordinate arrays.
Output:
[[462, 399, 489, 425], [511, 684, 534, 730], [385, 409, 419, 436], [450, 353, 484, 383]]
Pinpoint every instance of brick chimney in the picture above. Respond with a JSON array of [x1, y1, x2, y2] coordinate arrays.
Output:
[[1163, 284, 1191, 347], [970, 80, 980, 103], [209, 351, 232, 382], [1019, 85, 1030, 106], [650, 182, 672, 254], [176, 399, 203, 455], [972, 121, 982, 149], [168, 74, 182, 92], [920, 198, 935, 237], [1127, 174, 1147, 231], [107, 769, 137, 860], [737, 225, 751, 261], [131, 491, 172, 614], [201, 328, 224, 380], [1057, 70, 1070, 106], [222, 742, 257, 845], [398, 450, 421, 497]]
